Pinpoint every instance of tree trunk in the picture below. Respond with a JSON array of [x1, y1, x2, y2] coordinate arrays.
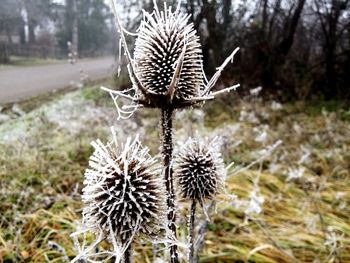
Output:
[[261, 0, 306, 95], [0, 43, 10, 64], [325, 46, 337, 98], [277, 0, 306, 56], [262, 0, 268, 33], [72, 0, 79, 56], [28, 20, 36, 44], [323, 0, 342, 99]]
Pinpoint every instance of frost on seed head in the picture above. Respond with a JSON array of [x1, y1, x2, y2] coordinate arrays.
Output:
[[106, 0, 240, 113], [174, 137, 226, 203], [82, 128, 166, 243], [134, 6, 204, 101]]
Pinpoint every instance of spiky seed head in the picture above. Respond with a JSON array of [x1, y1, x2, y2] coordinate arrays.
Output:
[[174, 138, 226, 203], [82, 133, 166, 243], [134, 6, 204, 102]]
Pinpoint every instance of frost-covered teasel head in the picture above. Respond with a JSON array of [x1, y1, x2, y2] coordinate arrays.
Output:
[[82, 130, 166, 243], [174, 137, 226, 203], [105, 1, 240, 115], [134, 5, 204, 102]]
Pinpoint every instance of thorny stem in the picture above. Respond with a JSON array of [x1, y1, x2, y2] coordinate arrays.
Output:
[[161, 108, 179, 263], [189, 200, 196, 263], [123, 243, 133, 263]]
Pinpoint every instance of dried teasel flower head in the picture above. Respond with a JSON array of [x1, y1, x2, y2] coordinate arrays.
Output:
[[133, 4, 204, 103], [174, 137, 226, 203], [105, 0, 240, 116], [82, 129, 166, 243]]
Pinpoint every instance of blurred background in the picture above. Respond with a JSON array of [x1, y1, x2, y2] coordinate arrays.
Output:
[[0, 0, 349, 263], [0, 0, 114, 60], [1, 0, 350, 102]]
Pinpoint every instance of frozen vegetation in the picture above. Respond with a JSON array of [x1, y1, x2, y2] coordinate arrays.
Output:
[[0, 83, 349, 262]]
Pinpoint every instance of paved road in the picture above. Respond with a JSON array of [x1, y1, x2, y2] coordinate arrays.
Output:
[[0, 57, 115, 104]]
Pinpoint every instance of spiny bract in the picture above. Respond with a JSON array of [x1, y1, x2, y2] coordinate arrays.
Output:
[[174, 138, 226, 203], [134, 5, 204, 101], [82, 133, 166, 242]]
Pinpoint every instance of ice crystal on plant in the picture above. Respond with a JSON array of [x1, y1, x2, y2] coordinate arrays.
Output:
[[255, 130, 268, 143], [134, 5, 204, 100], [82, 128, 166, 243], [271, 101, 283, 111], [174, 137, 226, 203], [298, 145, 311, 164], [239, 106, 259, 123], [107, 0, 240, 111], [250, 86, 262, 96], [287, 167, 305, 181], [245, 190, 265, 215]]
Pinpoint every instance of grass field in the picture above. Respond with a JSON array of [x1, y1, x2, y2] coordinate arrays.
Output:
[[0, 81, 349, 262]]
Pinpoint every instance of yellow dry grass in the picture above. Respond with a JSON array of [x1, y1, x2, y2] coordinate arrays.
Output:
[[0, 85, 349, 262]]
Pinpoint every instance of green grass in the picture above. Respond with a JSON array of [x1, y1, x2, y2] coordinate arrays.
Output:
[[0, 86, 349, 262]]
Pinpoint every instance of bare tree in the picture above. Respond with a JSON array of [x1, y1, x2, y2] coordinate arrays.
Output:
[[72, 0, 78, 55], [0, 0, 22, 63], [314, 0, 350, 98]]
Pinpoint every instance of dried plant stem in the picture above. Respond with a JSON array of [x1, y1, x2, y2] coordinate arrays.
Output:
[[189, 200, 197, 263], [161, 108, 179, 263], [194, 219, 208, 263], [123, 243, 133, 263], [194, 201, 216, 263]]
